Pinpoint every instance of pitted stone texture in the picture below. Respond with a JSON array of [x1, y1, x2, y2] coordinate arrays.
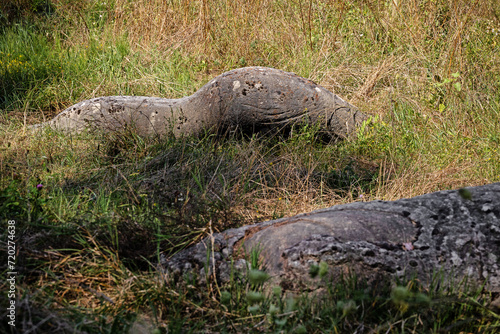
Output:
[[244, 210, 416, 275], [163, 183, 500, 292], [31, 67, 366, 139]]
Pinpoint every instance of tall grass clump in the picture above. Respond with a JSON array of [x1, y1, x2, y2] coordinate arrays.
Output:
[[1, 0, 500, 332]]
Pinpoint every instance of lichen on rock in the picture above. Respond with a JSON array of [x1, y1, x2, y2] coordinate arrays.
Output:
[[162, 183, 500, 292], [31, 67, 366, 139]]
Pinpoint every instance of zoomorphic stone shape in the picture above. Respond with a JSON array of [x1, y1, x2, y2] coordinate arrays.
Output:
[[31, 67, 366, 138]]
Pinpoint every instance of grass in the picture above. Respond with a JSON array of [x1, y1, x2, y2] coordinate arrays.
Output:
[[1, 0, 500, 332]]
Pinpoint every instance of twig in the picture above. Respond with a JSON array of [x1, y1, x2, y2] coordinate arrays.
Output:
[[111, 165, 140, 204]]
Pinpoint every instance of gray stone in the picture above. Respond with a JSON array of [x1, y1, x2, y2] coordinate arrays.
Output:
[[31, 67, 366, 139], [162, 183, 500, 292]]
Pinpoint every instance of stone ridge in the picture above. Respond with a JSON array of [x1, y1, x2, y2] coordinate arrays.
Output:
[[30, 67, 366, 139], [162, 183, 500, 292]]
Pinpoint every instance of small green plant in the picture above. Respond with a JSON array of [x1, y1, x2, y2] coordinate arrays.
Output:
[[0, 180, 25, 218], [0, 179, 53, 223], [351, 115, 392, 159], [391, 285, 430, 313], [248, 269, 270, 285], [248, 245, 264, 271]]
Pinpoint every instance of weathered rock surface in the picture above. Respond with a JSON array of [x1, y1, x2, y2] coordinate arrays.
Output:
[[163, 183, 500, 292], [31, 67, 366, 138]]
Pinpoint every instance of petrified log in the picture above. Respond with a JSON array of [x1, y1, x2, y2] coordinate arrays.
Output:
[[31, 67, 366, 137], [163, 183, 500, 292]]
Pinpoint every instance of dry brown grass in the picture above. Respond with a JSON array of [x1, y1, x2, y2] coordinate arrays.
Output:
[[1, 2, 500, 331], [47, 0, 495, 200], [3, 0, 499, 206]]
